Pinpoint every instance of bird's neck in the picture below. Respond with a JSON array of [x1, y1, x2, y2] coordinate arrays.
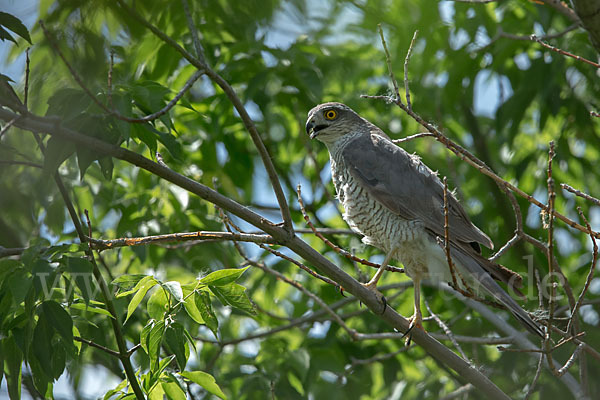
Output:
[[324, 131, 362, 158]]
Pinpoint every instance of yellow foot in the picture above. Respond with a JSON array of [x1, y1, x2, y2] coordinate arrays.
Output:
[[403, 313, 424, 346], [360, 282, 387, 314]]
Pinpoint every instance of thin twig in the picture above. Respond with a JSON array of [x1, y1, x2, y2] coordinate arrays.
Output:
[[544, 141, 557, 372], [442, 177, 458, 289], [425, 299, 468, 361], [181, 0, 206, 62], [404, 30, 418, 111], [220, 210, 340, 288], [107, 50, 114, 110], [560, 183, 600, 207], [566, 208, 598, 334], [88, 230, 276, 250], [74, 336, 120, 358], [556, 344, 585, 377], [439, 384, 474, 400], [524, 352, 544, 400], [377, 24, 401, 101], [392, 132, 435, 144], [531, 35, 600, 68], [0, 117, 19, 139], [0, 160, 42, 169], [24, 47, 30, 110]]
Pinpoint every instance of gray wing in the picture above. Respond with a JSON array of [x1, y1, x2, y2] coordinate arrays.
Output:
[[342, 133, 493, 249]]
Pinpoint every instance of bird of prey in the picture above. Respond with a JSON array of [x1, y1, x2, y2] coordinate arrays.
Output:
[[306, 102, 543, 337]]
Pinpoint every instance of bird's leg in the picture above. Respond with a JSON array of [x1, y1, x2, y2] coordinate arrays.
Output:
[[403, 276, 423, 345], [361, 247, 397, 310], [409, 276, 423, 329]]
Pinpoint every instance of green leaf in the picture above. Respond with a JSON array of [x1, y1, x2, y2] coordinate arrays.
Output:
[[41, 300, 73, 343], [140, 320, 154, 355], [69, 302, 112, 317], [43, 136, 75, 175], [131, 123, 158, 155], [287, 371, 305, 396], [8, 267, 32, 305], [182, 292, 205, 324], [181, 371, 227, 399], [200, 267, 249, 286], [125, 275, 157, 323], [2, 335, 22, 400], [147, 285, 169, 320], [0, 25, 16, 44], [103, 379, 128, 400], [65, 257, 95, 305], [98, 156, 114, 180], [72, 325, 81, 354], [161, 379, 186, 400], [112, 274, 148, 291], [194, 291, 218, 337], [147, 383, 165, 400], [29, 355, 53, 397], [32, 314, 54, 379], [164, 323, 187, 370], [0, 12, 32, 44], [154, 128, 183, 160], [51, 343, 66, 380], [162, 281, 183, 304], [148, 320, 166, 371], [209, 283, 256, 315]]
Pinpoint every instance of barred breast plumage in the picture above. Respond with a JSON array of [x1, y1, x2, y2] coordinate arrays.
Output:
[[329, 136, 439, 282]]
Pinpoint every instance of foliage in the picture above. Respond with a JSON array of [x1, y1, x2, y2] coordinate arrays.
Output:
[[1, 0, 599, 399]]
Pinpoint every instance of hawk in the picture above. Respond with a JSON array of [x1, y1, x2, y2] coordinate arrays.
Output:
[[306, 102, 542, 337]]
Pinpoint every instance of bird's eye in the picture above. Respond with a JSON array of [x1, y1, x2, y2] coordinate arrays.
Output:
[[324, 110, 338, 120]]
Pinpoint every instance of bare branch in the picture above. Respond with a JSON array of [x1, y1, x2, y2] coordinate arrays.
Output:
[[425, 299, 468, 360], [392, 132, 435, 144], [88, 230, 276, 251], [566, 208, 598, 333], [404, 30, 418, 111], [524, 353, 544, 400], [531, 34, 600, 68], [561, 183, 600, 207], [442, 177, 458, 290], [74, 336, 120, 358], [377, 24, 401, 102]]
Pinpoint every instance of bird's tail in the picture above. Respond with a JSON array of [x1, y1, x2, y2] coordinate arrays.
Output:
[[450, 245, 544, 337]]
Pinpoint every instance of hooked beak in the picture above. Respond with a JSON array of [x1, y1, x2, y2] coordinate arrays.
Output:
[[305, 119, 328, 139]]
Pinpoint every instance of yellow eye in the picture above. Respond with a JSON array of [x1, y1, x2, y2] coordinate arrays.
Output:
[[324, 109, 338, 120]]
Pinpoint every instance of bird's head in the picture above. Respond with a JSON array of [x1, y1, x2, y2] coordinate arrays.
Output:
[[305, 102, 367, 144]]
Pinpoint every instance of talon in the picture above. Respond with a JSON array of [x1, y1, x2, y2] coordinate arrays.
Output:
[[338, 286, 346, 297], [403, 312, 424, 345], [401, 322, 415, 345], [360, 282, 386, 313]]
